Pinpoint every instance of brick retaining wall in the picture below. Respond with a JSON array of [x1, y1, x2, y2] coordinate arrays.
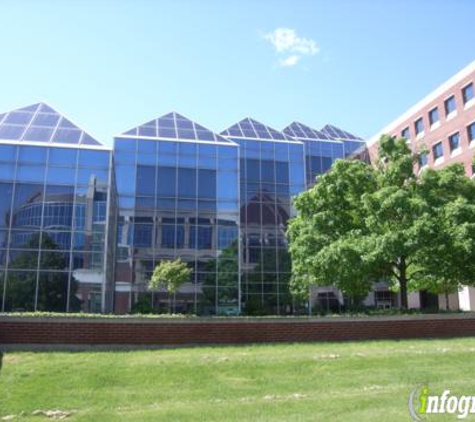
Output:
[[1, 314, 475, 347]]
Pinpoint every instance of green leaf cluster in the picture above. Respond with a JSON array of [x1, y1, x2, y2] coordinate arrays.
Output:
[[149, 258, 192, 295]]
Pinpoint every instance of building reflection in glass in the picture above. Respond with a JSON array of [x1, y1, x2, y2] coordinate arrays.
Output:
[[221, 118, 306, 315], [0, 103, 114, 313], [114, 113, 240, 315]]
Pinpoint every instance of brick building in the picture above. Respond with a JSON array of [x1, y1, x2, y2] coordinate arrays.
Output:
[[368, 59, 475, 311]]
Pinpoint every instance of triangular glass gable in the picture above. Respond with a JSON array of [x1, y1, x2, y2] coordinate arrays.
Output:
[[0, 102, 103, 146], [121, 112, 232, 143], [283, 122, 333, 140], [321, 124, 362, 140], [221, 118, 296, 141]]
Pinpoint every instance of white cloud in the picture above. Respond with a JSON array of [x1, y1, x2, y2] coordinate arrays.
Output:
[[264, 28, 320, 67], [278, 55, 300, 67]]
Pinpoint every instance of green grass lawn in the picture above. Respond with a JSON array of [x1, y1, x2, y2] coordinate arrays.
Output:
[[1, 338, 475, 421]]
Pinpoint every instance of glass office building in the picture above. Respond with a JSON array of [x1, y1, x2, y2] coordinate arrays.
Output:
[[283, 122, 364, 188], [221, 118, 305, 314], [0, 103, 115, 313], [113, 113, 240, 315], [0, 103, 363, 314]]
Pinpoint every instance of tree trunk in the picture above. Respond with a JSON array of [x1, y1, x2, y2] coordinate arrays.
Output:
[[168, 292, 172, 314], [399, 257, 408, 310], [445, 291, 450, 311], [173, 292, 176, 314]]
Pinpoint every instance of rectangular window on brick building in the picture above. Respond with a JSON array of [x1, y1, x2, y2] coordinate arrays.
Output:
[[448, 132, 460, 152], [418, 151, 428, 168], [432, 141, 444, 160], [444, 95, 457, 115], [428, 107, 439, 126], [462, 83, 474, 104], [467, 122, 475, 144], [401, 127, 410, 141], [414, 118, 424, 135]]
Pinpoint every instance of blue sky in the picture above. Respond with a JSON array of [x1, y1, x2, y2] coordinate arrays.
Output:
[[1, 0, 475, 146]]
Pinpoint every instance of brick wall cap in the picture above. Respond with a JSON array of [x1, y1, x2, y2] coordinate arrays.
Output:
[[1, 313, 474, 325]]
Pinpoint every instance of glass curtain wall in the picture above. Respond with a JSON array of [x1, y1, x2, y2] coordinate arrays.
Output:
[[0, 143, 112, 312], [114, 113, 240, 315], [0, 102, 113, 313], [221, 118, 305, 315], [283, 121, 364, 188]]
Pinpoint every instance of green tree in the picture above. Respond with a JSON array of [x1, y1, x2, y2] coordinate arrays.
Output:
[[411, 165, 475, 308], [149, 258, 192, 313], [288, 135, 475, 309]]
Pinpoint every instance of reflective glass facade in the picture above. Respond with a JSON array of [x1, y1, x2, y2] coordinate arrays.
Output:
[[283, 121, 365, 188], [0, 104, 114, 313], [114, 113, 240, 315], [0, 103, 363, 315], [222, 118, 305, 314]]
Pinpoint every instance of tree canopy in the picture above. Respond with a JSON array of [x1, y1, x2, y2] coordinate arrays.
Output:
[[148, 258, 192, 313], [287, 135, 475, 308]]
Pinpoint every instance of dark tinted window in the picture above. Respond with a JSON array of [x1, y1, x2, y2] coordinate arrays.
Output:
[[448, 132, 460, 151], [157, 167, 176, 197], [445, 96, 456, 115], [432, 142, 444, 159], [463, 83, 474, 104], [178, 168, 196, 198], [136, 166, 156, 196]]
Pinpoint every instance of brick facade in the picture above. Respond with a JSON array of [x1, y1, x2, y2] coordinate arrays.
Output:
[[1, 315, 475, 347], [368, 60, 475, 176]]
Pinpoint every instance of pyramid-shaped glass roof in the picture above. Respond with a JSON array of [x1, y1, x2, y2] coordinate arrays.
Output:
[[121, 112, 232, 144], [282, 122, 333, 140], [0, 102, 103, 146], [320, 124, 363, 140], [221, 118, 297, 141]]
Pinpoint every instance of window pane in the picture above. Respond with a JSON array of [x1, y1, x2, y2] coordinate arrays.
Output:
[[115, 138, 136, 151], [432, 142, 444, 159], [77, 168, 109, 185], [0, 125, 24, 140], [198, 169, 216, 199], [0, 163, 15, 181], [136, 166, 156, 196], [157, 167, 177, 197], [78, 150, 109, 168], [463, 83, 474, 104], [47, 167, 76, 184], [0, 144, 17, 162], [49, 148, 77, 166], [414, 118, 424, 134], [449, 133, 460, 151], [178, 168, 196, 198], [19, 146, 47, 164], [0, 183, 13, 227], [17, 165, 45, 182], [217, 172, 237, 200], [115, 165, 136, 195], [276, 162, 289, 184], [445, 96, 456, 115], [246, 159, 260, 181], [467, 123, 475, 142], [429, 108, 439, 125]]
